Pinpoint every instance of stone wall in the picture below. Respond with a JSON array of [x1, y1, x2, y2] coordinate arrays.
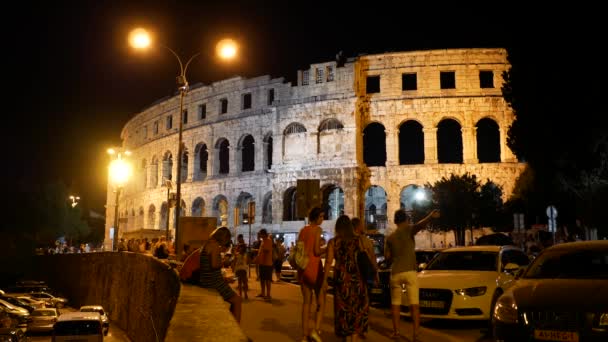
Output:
[[106, 48, 525, 244], [26, 253, 180, 342]]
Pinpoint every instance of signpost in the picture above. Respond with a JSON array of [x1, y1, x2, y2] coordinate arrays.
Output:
[[546, 205, 558, 245]]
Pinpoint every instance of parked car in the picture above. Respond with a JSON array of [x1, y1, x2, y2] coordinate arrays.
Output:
[[79, 305, 109, 330], [0, 327, 29, 341], [400, 245, 529, 320], [27, 307, 58, 332], [16, 297, 45, 309], [493, 240, 608, 342], [0, 299, 30, 326], [26, 292, 67, 309], [53, 311, 104, 341], [0, 296, 37, 313], [368, 248, 442, 307], [279, 260, 298, 282]]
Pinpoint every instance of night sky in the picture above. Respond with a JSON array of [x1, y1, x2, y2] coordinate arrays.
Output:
[[2, 1, 604, 212]]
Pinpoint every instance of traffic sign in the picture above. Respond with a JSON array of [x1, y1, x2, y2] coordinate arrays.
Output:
[[546, 205, 558, 233]]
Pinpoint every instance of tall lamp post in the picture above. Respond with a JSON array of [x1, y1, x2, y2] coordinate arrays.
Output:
[[129, 28, 237, 254], [108, 148, 132, 250]]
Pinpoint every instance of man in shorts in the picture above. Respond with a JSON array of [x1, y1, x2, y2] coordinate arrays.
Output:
[[385, 208, 439, 340]]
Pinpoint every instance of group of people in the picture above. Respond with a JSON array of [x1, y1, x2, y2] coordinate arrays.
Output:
[[196, 206, 438, 342]]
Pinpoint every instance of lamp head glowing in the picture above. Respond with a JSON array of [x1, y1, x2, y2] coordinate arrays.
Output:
[[414, 189, 426, 202], [216, 39, 237, 60], [129, 28, 152, 49], [109, 158, 132, 187]]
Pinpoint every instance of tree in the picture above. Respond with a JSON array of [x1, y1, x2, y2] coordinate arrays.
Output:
[[425, 173, 504, 246], [503, 46, 608, 237]]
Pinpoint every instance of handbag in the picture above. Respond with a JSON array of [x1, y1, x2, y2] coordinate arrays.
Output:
[[356, 237, 375, 282]]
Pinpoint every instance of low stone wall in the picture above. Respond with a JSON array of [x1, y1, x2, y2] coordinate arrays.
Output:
[[28, 252, 180, 342], [25, 253, 248, 342]]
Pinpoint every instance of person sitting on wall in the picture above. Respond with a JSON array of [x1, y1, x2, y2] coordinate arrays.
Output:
[[199, 227, 242, 323]]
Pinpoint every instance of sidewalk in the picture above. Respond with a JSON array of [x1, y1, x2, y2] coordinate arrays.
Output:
[[234, 273, 460, 342]]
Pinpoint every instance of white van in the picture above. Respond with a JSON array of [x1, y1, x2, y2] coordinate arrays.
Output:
[[52, 311, 103, 342]]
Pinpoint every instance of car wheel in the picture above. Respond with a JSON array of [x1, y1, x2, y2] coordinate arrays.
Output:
[[488, 290, 503, 337]]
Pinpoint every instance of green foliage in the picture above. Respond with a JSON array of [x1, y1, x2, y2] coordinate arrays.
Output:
[[425, 173, 504, 245]]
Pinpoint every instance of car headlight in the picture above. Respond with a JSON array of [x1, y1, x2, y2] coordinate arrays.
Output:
[[493, 294, 518, 324], [454, 286, 487, 297]]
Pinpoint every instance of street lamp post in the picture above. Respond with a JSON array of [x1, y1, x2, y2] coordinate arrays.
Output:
[[129, 28, 237, 255], [108, 148, 132, 250]]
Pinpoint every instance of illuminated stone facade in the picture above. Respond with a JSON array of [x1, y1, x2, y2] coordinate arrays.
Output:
[[105, 48, 525, 245]]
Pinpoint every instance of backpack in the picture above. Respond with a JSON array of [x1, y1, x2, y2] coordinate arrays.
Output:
[[288, 240, 309, 271]]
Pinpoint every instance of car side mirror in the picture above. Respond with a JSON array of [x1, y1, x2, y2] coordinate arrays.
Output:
[[418, 263, 427, 272], [514, 266, 526, 279], [503, 263, 520, 273]]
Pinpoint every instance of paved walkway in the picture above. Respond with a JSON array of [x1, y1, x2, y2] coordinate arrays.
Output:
[[236, 275, 462, 342]]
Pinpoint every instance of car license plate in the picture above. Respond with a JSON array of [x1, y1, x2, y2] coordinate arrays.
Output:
[[371, 288, 383, 294], [419, 300, 444, 309], [534, 330, 579, 342]]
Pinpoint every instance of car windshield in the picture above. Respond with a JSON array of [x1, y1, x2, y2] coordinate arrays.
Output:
[[425, 251, 498, 271], [81, 308, 104, 315], [523, 248, 608, 279], [32, 310, 55, 316]]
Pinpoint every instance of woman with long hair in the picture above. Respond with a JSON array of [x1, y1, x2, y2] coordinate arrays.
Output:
[[322, 215, 369, 341], [297, 207, 325, 342]]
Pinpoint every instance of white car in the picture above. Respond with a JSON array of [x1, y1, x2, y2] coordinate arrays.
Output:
[[401, 245, 529, 320], [27, 307, 58, 332], [17, 296, 46, 309], [280, 260, 298, 282], [80, 305, 109, 329], [27, 292, 68, 309]]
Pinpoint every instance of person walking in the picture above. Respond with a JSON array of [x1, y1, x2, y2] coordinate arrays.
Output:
[[298, 207, 325, 342], [233, 242, 249, 299], [385, 208, 439, 340], [199, 227, 242, 323], [322, 215, 369, 342]]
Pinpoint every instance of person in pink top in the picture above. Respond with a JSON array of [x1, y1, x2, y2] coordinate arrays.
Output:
[[297, 207, 324, 342]]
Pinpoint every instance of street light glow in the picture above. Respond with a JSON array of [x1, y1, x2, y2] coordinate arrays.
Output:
[[216, 39, 237, 59], [109, 158, 132, 187], [414, 189, 427, 202], [129, 28, 151, 49]]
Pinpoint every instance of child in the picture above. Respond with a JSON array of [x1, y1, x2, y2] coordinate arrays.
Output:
[[233, 244, 249, 299]]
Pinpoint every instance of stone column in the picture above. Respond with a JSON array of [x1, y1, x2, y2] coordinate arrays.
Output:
[[343, 186, 359, 219], [462, 126, 478, 164], [385, 127, 398, 166], [260, 140, 268, 171], [187, 148, 195, 182], [385, 183, 400, 234], [229, 145, 237, 175], [423, 128, 438, 164]]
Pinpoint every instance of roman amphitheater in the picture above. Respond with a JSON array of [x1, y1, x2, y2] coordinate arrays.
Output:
[[106, 48, 525, 248]]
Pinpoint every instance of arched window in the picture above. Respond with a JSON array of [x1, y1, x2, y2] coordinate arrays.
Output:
[[150, 156, 158, 187], [262, 192, 272, 223], [437, 119, 463, 163], [194, 143, 208, 180], [365, 185, 387, 230], [322, 185, 344, 220], [180, 149, 188, 183], [162, 152, 173, 181], [319, 118, 344, 131], [148, 204, 156, 229], [476, 118, 500, 162], [283, 187, 297, 221], [216, 139, 230, 174], [240, 135, 255, 172], [399, 120, 424, 164], [284, 122, 307, 135], [264, 133, 273, 170], [213, 195, 228, 227], [192, 197, 205, 217], [363, 123, 386, 166]]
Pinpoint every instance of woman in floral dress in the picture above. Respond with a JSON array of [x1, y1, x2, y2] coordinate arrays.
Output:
[[322, 215, 369, 341]]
